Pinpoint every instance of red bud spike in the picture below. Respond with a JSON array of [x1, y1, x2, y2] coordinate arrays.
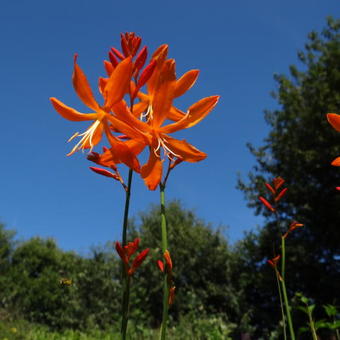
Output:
[[259, 196, 275, 212]]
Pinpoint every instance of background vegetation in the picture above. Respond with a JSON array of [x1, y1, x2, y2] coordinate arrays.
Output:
[[1, 17, 339, 339]]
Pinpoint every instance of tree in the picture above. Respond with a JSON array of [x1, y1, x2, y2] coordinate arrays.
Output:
[[238, 17, 340, 337], [128, 201, 241, 328]]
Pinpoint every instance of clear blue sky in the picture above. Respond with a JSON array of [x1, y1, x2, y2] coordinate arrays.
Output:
[[1, 0, 338, 254]]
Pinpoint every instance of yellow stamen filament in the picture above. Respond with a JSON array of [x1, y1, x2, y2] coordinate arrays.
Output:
[[140, 105, 153, 122], [153, 136, 180, 161], [67, 120, 101, 156]]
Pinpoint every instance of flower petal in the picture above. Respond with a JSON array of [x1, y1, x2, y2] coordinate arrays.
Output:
[[50, 97, 97, 121], [327, 113, 340, 132], [105, 110, 149, 143], [141, 149, 163, 190], [160, 96, 219, 134], [105, 133, 141, 173], [72, 56, 101, 111], [331, 157, 340, 166], [104, 57, 133, 109], [164, 135, 206, 162], [173, 70, 199, 98], [151, 59, 177, 127], [168, 106, 185, 121]]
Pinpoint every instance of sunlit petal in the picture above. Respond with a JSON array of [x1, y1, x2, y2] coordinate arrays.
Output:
[[160, 96, 219, 134], [164, 135, 206, 162], [72, 56, 101, 111], [327, 113, 340, 132], [141, 149, 163, 190], [331, 157, 340, 166], [151, 59, 177, 128], [174, 70, 199, 98], [50, 97, 97, 121], [104, 56, 133, 108]]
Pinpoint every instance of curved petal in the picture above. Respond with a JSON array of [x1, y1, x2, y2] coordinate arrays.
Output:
[[141, 149, 163, 190], [72, 56, 101, 111], [152, 59, 177, 128], [174, 70, 199, 98], [147, 44, 168, 96], [50, 97, 97, 121], [167, 106, 185, 121], [111, 101, 152, 137], [331, 157, 340, 166], [164, 135, 206, 162], [103, 60, 113, 76], [132, 101, 149, 118], [104, 125, 141, 172], [104, 56, 132, 109], [98, 77, 108, 95], [160, 95, 219, 134], [125, 138, 146, 155], [327, 113, 340, 132], [105, 115, 145, 143]]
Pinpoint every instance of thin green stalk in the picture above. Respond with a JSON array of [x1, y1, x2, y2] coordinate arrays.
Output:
[[122, 169, 133, 247], [281, 236, 286, 281], [275, 271, 287, 340], [306, 307, 318, 340], [280, 239, 295, 340], [335, 321, 340, 340], [159, 183, 169, 340], [121, 275, 131, 340], [120, 169, 133, 340]]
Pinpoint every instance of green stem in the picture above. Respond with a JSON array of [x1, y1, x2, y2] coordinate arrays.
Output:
[[306, 307, 318, 340], [159, 183, 169, 340], [280, 278, 295, 339], [122, 169, 133, 247], [281, 236, 286, 281], [275, 270, 287, 340], [120, 169, 133, 340], [121, 275, 131, 340]]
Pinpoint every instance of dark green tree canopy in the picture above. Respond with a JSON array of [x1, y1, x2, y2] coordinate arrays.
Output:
[[237, 17, 340, 337]]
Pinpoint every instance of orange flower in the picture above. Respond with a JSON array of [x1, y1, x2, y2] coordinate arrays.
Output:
[[50, 55, 145, 170], [134, 44, 200, 122], [112, 59, 219, 190], [267, 255, 283, 281], [115, 238, 149, 276], [267, 254, 281, 268], [283, 221, 304, 239], [157, 250, 176, 306]]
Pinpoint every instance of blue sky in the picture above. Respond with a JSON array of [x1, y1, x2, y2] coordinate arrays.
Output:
[[1, 0, 339, 254]]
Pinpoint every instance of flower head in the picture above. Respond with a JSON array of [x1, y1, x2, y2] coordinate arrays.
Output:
[[115, 238, 149, 276]]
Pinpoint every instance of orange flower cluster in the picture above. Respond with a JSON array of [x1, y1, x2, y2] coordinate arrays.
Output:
[[115, 238, 149, 276], [157, 250, 175, 305], [258, 177, 287, 213], [50, 33, 219, 190], [267, 255, 283, 281], [327, 113, 340, 190]]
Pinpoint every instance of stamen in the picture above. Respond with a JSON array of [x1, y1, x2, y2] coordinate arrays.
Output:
[[140, 105, 153, 122], [155, 137, 180, 160], [67, 120, 101, 156]]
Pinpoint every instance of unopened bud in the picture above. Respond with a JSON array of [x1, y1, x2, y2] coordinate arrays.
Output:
[[259, 196, 275, 212]]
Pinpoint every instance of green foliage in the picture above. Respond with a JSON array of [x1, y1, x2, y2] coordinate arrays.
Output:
[[237, 17, 340, 337], [294, 293, 340, 339], [0, 234, 122, 330], [0, 317, 235, 340], [0, 202, 239, 335], [128, 201, 240, 329]]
